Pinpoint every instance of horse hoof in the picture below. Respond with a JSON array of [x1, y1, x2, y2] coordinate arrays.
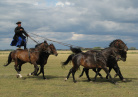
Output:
[[122, 79, 126, 82], [100, 76, 103, 79], [73, 81, 77, 83], [22, 78, 26, 80], [65, 78, 67, 81], [27, 73, 31, 76], [114, 82, 118, 85], [112, 81, 116, 85], [79, 75, 82, 78], [93, 79, 96, 82], [16, 75, 19, 78]]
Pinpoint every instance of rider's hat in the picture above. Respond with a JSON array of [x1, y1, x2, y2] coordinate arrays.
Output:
[[16, 21, 21, 24]]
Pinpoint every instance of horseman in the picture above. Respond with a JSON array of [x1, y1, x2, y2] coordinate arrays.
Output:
[[10, 21, 29, 49]]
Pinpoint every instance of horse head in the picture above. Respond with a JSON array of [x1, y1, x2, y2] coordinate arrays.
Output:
[[110, 47, 121, 61], [49, 43, 58, 56], [119, 50, 127, 62]]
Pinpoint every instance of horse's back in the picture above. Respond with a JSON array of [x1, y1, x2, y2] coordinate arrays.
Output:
[[72, 52, 98, 68], [13, 49, 30, 61]]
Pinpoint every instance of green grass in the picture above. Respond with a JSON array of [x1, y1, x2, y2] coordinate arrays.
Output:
[[0, 51, 138, 97]]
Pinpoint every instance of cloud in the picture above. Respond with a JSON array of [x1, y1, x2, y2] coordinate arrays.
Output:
[[0, 0, 138, 49], [56, 1, 73, 7]]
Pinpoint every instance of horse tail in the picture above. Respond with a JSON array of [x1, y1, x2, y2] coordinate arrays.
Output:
[[70, 47, 82, 54], [4, 52, 12, 67], [62, 54, 74, 66]]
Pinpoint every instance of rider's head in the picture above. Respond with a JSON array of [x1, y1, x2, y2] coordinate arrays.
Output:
[[16, 21, 21, 27]]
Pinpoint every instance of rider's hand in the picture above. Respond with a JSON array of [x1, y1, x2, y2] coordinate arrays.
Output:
[[20, 29, 23, 31]]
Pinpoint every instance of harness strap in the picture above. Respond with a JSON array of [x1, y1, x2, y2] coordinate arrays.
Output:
[[93, 52, 97, 62], [28, 49, 31, 63]]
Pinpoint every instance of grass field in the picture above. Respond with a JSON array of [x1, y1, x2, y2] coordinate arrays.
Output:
[[0, 50, 138, 97]]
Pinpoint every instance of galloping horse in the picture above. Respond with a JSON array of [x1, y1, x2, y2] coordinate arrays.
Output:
[[4, 41, 51, 78], [79, 39, 128, 81], [62, 47, 121, 84], [28, 43, 58, 79]]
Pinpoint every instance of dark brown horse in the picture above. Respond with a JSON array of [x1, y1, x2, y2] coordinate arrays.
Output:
[[62, 47, 121, 84], [4, 41, 51, 78], [79, 39, 128, 81], [80, 50, 127, 81], [27, 43, 58, 79]]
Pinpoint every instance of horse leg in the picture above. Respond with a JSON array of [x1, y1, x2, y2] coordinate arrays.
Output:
[[28, 67, 39, 76], [84, 68, 91, 81], [93, 68, 102, 81], [79, 68, 85, 78], [101, 65, 116, 84], [65, 68, 72, 81], [65, 67, 78, 83], [72, 68, 77, 83], [93, 68, 103, 79], [37, 67, 42, 76], [34, 64, 39, 75], [14, 61, 23, 78], [113, 66, 126, 82], [18, 64, 23, 72], [28, 63, 39, 76], [79, 68, 91, 81], [106, 67, 112, 79], [41, 65, 46, 79]]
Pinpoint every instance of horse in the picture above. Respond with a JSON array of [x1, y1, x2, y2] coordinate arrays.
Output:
[[79, 39, 128, 81], [4, 41, 51, 78], [79, 50, 127, 81], [62, 47, 121, 84], [27, 43, 58, 79]]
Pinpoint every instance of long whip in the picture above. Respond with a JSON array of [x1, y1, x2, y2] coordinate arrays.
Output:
[[28, 32, 84, 49], [25, 31, 39, 44], [28, 35, 39, 44]]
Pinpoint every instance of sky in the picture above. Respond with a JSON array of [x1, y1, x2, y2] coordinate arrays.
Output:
[[0, 0, 138, 50]]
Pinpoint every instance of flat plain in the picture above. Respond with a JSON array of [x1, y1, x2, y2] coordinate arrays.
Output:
[[0, 50, 137, 97]]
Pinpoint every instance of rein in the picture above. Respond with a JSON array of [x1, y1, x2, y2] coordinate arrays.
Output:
[[28, 32, 84, 49], [28, 36, 39, 44]]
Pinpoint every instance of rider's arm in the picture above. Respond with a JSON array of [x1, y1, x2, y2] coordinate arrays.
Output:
[[21, 27, 29, 37], [14, 27, 20, 34]]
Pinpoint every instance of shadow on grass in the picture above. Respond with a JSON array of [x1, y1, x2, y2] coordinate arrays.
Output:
[[79, 77, 138, 83], [22, 74, 65, 80]]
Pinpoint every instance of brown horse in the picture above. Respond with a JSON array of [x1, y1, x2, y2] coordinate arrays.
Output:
[[4, 41, 51, 78], [27, 43, 58, 79], [79, 39, 128, 81], [62, 47, 121, 84]]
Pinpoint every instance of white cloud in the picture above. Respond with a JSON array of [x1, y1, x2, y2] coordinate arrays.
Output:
[[0, 0, 138, 49], [56, 1, 73, 7], [65, 2, 71, 6], [56, 2, 64, 7]]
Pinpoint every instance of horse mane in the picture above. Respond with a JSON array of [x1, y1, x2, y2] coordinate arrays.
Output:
[[70, 47, 82, 54], [35, 41, 48, 48], [109, 39, 124, 47], [35, 43, 42, 48]]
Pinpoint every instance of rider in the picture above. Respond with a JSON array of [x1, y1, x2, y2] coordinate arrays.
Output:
[[10, 21, 29, 49]]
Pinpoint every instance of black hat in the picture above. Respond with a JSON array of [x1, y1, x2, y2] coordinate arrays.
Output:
[[16, 21, 21, 24]]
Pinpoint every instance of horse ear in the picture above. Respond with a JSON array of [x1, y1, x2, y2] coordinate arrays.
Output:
[[44, 41, 48, 45]]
